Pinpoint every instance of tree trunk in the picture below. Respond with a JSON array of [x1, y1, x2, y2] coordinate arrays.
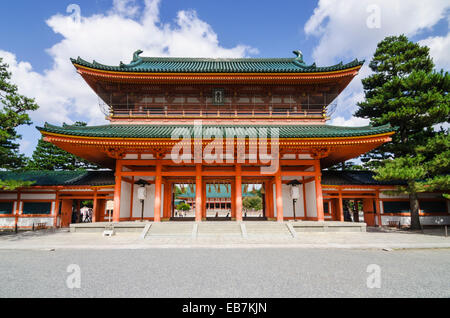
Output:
[[409, 192, 421, 230]]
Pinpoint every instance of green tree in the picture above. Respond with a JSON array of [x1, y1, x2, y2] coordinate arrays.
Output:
[[355, 35, 449, 229], [327, 160, 367, 171], [375, 133, 450, 228], [0, 57, 38, 190], [0, 57, 38, 168], [176, 202, 191, 211], [27, 121, 98, 170], [243, 196, 262, 211]]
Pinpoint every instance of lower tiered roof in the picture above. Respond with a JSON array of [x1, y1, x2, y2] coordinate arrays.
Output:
[[38, 123, 394, 139]]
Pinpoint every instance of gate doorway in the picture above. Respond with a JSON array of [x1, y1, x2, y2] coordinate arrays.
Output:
[[171, 182, 196, 220], [205, 182, 232, 220], [242, 182, 266, 220]]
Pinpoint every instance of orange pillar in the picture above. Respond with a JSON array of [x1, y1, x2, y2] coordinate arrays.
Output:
[[129, 177, 134, 221], [53, 191, 60, 228], [275, 169, 283, 222], [14, 191, 21, 230], [314, 160, 324, 221], [265, 181, 273, 219], [113, 160, 122, 223], [195, 163, 202, 222], [338, 188, 344, 221], [235, 164, 243, 222], [231, 179, 236, 219], [202, 180, 207, 220], [302, 177, 307, 219], [375, 190, 382, 227], [154, 161, 162, 222], [92, 189, 98, 223]]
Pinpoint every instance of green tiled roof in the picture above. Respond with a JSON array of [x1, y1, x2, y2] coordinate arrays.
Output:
[[0, 170, 409, 188], [38, 123, 393, 139], [321, 171, 406, 186], [71, 50, 364, 74], [0, 171, 114, 186]]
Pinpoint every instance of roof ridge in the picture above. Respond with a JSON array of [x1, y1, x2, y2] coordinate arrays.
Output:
[[70, 51, 365, 74]]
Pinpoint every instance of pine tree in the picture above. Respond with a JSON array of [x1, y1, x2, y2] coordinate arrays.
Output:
[[0, 57, 39, 190], [0, 57, 38, 169], [28, 122, 98, 170], [355, 35, 450, 229]]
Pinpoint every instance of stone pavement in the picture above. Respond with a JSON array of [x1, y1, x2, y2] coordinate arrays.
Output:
[[0, 227, 449, 250]]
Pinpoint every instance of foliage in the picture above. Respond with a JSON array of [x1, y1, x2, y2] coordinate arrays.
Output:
[[355, 35, 449, 229], [176, 202, 191, 211], [27, 122, 98, 170], [327, 160, 367, 171], [243, 196, 262, 211], [375, 132, 449, 228], [355, 35, 449, 168], [0, 179, 35, 190], [0, 57, 39, 169]]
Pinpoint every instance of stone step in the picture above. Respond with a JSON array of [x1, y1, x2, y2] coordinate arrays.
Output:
[[245, 222, 292, 237], [147, 222, 194, 237], [197, 222, 242, 236]]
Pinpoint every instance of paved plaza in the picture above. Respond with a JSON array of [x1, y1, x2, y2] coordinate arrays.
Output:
[[0, 226, 449, 250], [0, 247, 449, 297]]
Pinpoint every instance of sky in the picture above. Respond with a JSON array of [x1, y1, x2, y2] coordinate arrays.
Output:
[[0, 0, 449, 157]]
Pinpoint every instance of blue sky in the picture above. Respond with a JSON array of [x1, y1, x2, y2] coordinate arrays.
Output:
[[0, 0, 449, 157]]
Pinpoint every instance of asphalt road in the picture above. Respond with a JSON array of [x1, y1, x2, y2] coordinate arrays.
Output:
[[0, 248, 449, 297]]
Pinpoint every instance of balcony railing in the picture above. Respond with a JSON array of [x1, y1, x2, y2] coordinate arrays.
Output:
[[103, 103, 336, 119]]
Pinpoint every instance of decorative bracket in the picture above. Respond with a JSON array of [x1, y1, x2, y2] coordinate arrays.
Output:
[[104, 147, 126, 160], [310, 147, 330, 159]]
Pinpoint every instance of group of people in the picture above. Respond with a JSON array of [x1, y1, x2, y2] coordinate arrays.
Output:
[[79, 206, 93, 223]]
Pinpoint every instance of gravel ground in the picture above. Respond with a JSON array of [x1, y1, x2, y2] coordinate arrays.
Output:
[[0, 248, 449, 298]]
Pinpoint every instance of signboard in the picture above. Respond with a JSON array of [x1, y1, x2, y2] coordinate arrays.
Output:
[[106, 200, 114, 211], [212, 88, 225, 105]]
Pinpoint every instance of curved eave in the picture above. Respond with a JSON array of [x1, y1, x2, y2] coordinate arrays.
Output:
[[39, 130, 394, 142], [72, 63, 362, 84]]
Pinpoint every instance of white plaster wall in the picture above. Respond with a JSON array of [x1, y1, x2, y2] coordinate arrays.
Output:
[[17, 217, 53, 227], [21, 193, 56, 200], [0, 193, 17, 200], [98, 188, 114, 192], [381, 215, 450, 226], [120, 181, 132, 218], [281, 184, 305, 217], [131, 184, 160, 218], [0, 217, 15, 227], [305, 180, 317, 218]]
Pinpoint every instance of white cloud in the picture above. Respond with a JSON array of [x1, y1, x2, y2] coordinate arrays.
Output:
[[328, 116, 370, 127], [0, 0, 257, 156], [419, 32, 450, 70], [305, 0, 450, 126]]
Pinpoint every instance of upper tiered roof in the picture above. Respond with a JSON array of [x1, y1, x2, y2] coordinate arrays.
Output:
[[71, 50, 364, 74]]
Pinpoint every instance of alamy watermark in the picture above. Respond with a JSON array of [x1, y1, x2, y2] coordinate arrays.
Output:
[[66, 264, 81, 289], [366, 264, 381, 289], [366, 4, 381, 29], [170, 120, 280, 174]]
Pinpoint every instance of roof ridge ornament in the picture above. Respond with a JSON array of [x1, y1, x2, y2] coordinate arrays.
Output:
[[292, 50, 303, 62], [132, 49, 144, 62]]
